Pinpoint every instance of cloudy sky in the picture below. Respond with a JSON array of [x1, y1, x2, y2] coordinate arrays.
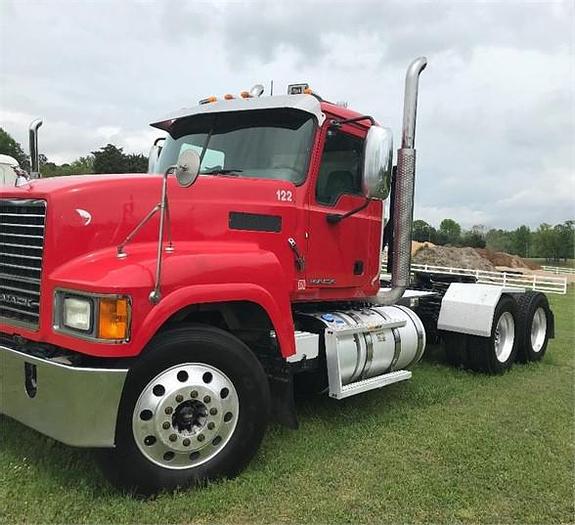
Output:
[[1, 0, 573, 228]]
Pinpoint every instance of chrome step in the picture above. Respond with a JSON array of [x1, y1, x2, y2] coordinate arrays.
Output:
[[333, 370, 412, 399]]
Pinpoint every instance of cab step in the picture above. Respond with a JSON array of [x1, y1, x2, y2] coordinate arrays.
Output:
[[331, 370, 412, 399]]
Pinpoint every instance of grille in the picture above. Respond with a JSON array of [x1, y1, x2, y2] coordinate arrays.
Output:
[[0, 199, 47, 329]]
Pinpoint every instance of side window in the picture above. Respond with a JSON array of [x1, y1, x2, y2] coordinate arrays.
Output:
[[315, 130, 364, 206]]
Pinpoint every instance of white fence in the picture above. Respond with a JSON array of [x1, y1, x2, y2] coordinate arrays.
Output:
[[381, 261, 567, 294], [542, 265, 575, 275]]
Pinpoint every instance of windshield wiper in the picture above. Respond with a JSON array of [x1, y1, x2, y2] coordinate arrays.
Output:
[[201, 168, 243, 176]]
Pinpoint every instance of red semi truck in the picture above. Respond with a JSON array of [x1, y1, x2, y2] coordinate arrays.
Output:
[[0, 58, 554, 494]]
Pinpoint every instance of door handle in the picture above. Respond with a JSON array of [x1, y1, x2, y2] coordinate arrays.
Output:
[[288, 238, 305, 272]]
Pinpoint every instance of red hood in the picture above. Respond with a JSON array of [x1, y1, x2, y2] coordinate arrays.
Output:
[[2, 173, 301, 276]]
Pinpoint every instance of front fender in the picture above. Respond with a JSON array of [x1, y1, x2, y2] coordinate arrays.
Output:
[[132, 283, 295, 358], [40, 242, 295, 358]]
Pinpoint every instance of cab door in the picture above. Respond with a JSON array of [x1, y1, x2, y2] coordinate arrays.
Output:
[[305, 125, 382, 295]]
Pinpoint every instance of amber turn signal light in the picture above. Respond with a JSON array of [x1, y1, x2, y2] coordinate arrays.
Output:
[[98, 297, 130, 340]]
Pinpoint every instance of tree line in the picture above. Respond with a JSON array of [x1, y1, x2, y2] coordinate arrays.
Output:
[[0, 127, 147, 176], [413, 218, 574, 262]]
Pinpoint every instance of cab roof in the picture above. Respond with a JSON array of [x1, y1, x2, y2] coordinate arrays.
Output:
[[151, 94, 327, 132]]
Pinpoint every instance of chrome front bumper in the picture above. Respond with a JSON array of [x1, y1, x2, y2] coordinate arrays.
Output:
[[0, 344, 128, 447]]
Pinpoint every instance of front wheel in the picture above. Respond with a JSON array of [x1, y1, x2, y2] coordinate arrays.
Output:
[[97, 325, 270, 495]]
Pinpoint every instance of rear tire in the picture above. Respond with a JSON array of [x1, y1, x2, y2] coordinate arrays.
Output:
[[466, 295, 518, 374], [442, 296, 518, 375], [515, 292, 552, 362], [443, 332, 465, 367], [97, 325, 270, 495]]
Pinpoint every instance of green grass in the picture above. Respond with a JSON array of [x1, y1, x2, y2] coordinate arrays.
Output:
[[1, 290, 574, 524]]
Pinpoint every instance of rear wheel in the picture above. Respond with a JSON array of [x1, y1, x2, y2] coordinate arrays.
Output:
[[97, 325, 270, 495], [516, 292, 552, 362], [442, 296, 518, 374]]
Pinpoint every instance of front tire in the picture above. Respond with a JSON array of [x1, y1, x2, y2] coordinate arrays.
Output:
[[97, 325, 270, 495]]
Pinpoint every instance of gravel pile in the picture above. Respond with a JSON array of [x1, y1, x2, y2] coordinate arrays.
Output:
[[413, 245, 497, 272], [475, 248, 540, 270]]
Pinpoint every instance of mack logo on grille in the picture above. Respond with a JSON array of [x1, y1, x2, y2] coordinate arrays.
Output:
[[0, 293, 38, 309]]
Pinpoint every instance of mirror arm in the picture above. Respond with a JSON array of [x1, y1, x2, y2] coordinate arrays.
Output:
[[327, 198, 369, 224], [330, 115, 375, 128]]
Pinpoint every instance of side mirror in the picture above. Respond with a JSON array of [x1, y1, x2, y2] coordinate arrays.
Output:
[[362, 126, 393, 200], [175, 149, 201, 188]]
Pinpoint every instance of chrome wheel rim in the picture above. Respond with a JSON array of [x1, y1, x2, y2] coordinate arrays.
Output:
[[132, 363, 239, 470], [494, 311, 515, 363], [530, 307, 547, 353]]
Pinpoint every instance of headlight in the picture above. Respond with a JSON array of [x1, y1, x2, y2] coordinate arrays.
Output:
[[55, 290, 131, 342], [63, 297, 93, 331]]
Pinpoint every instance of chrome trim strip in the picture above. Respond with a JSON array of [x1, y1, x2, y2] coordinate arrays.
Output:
[[372, 308, 402, 371], [1, 223, 44, 229], [3, 253, 42, 261], [0, 305, 39, 317], [0, 272, 41, 284], [0, 242, 43, 250], [0, 284, 40, 296], [0, 233, 44, 240], [0, 213, 45, 218], [0, 262, 41, 272], [347, 311, 375, 380]]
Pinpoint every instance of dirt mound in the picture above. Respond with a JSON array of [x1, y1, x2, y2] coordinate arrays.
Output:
[[475, 248, 541, 270], [411, 241, 435, 255], [413, 245, 496, 272]]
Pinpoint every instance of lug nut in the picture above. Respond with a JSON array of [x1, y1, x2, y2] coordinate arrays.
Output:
[[162, 422, 171, 430], [169, 434, 177, 442], [182, 438, 191, 447], [197, 434, 205, 442], [207, 422, 215, 430], [176, 394, 184, 403], [203, 395, 211, 403], [210, 408, 218, 416], [190, 390, 198, 398], [164, 407, 173, 415]]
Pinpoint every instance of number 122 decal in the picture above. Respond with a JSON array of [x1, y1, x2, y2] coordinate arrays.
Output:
[[276, 189, 293, 202]]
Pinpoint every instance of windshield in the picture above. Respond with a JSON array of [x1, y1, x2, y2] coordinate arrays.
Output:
[[155, 108, 315, 184]]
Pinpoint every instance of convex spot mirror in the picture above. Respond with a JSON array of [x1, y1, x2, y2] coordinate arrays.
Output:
[[175, 149, 201, 188], [362, 126, 393, 200]]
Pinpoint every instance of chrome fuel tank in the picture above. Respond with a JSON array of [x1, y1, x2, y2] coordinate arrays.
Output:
[[313, 305, 426, 386]]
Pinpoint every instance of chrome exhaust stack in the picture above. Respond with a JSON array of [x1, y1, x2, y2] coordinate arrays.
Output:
[[28, 119, 43, 178], [378, 57, 427, 305]]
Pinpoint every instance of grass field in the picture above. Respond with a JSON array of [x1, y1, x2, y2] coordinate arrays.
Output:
[[1, 289, 574, 524]]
